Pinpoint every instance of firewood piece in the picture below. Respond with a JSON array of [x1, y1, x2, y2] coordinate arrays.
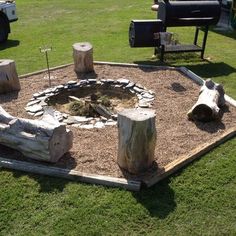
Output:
[[0, 106, 73, 163], [69, 96, 82, 102], [117, 108, 156, 174], [0, 59, 20, 94], [188, 79, 225, 122], [91, 104, 113, 119], [72, 42, 94, 74]]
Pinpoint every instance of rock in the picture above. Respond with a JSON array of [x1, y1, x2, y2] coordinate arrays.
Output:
[[138, 101, 150, 108], [88, 79, 97, 84], [105, 120, 117, 126], [67, 80, 77, 85], [25, 104, 43, 113], [73, 116, 91, 123], [26, 100, 41, 107], [94, 121, 105, 129], [79, 124, 94, 129], [34, 111, 44, 117], [117, 78, 130, 85], [133, 86, 144, 93], [126, 82, 135, 89], [141, 92, 155, 99]]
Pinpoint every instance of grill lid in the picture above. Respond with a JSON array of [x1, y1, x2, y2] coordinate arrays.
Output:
[[158, 0, 221, 27]]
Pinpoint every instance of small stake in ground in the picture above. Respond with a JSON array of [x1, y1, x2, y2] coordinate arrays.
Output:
[[40, 46, 52, 87]]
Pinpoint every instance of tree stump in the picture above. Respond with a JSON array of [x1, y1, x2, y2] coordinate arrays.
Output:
[[0, 106, 73, 163], [0, 59, 20, 94], [117, 108, 157, 174], [73, 42, 94, 74], [187, 79, 225, 121]]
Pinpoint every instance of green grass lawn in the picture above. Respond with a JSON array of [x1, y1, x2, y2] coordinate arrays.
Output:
[[0, 0, 236, 235]]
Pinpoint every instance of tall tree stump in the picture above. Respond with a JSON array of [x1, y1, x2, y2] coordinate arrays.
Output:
[[0, 59, 20, 94], [0, 106, 73, 163], [73, 42, 94, 74], [188, 79, 225, 121], [117, 108, 157, 174]]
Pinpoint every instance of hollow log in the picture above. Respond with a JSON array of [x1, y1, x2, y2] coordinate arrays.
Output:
[[0, 106, 73, 163], [73, 42, 94, 74], [187, 79, 225, 122], [0, 59, 20, 94], [117, 108, 157, 174]]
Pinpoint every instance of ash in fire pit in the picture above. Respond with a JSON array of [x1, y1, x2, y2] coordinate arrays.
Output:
[[25, 78, 155, 128]]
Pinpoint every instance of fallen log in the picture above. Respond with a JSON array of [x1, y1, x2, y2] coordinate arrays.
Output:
[[0, 106, 73, 163], [187, 79, 225, 122]]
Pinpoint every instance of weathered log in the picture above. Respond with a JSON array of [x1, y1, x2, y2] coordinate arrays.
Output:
[[73, 42, 94, 74], [0, 106, 73, 163], [188, 79, 225, 121], [117, 108, 157, 174], [0, 59, 20, 94]]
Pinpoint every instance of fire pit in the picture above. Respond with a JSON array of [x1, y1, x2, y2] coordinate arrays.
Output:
[[25, 78, 155, 128]]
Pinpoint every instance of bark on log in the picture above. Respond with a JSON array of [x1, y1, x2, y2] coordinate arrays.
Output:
[[0, 59, 20, 94], [0, 106, 73, 163], [117, 108, 157, 174], [73, 42, 94, 74], [188, 79, 225, 121]]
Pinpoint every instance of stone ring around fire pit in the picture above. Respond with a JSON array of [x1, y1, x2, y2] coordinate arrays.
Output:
[[25, 78, 155, 129]]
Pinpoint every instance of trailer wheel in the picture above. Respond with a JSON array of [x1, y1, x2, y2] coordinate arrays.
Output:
[[0, 15, 9, 43]]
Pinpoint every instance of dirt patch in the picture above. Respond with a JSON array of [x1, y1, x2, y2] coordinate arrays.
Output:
[[1, 64, 236, 181]]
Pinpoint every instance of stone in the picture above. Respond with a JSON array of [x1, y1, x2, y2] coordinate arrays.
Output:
[[79, 124, 94, 129], [117, 78, 130, 85], [133, 86, 144, 93], [105, 120, 117, 126], [34, 111, 44, 117], [67, 80, 77, 85], [126, 82, 135, 89], [141, 92, 155, 99], [94, 121, 105, 129], [88, 79, 97, 84], [25, 104, 43, 113], [138, 101, 150, 108], [73, 116, 91, 123], [26, 100, 41, 107]]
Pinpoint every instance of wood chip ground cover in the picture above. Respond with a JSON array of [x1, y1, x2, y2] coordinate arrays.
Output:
[[1, 64, 236, 181]]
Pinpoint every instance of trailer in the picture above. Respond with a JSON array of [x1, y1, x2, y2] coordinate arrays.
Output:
[[0, 0, 17, 43]]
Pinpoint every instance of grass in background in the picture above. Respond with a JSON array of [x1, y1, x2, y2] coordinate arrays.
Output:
[[0, 0, 236, 235]]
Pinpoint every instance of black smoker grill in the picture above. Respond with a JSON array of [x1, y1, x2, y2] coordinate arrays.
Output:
[[129, 0, 221, 61]]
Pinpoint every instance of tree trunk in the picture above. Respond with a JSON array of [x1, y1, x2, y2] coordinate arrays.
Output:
[[0, 106, 73, 163], [73, 42, 94, 74], [188, 79, 225, 122], [0, 59, 20, 94], [117, 108, 157, 174]]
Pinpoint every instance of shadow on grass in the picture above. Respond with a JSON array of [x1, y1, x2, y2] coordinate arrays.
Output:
[[179, 61, 236, 78], [211, 26, 236, 40], [0, 144, 77, 193], [132, 179, 176, 219], [134, 55, 236, 78], [0, 40, 20, 50]]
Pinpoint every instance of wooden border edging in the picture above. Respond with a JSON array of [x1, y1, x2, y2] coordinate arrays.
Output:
[[144, 127, 236, 187], [10, 61, 236, 190], [0, 157, 141, 191], [19, 61, 176, 79]]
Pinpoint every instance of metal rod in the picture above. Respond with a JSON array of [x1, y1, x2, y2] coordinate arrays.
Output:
[[45, 51, 51, 87]]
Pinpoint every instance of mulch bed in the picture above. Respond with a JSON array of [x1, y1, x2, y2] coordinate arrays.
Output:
[[1, 63, 236, 181]]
